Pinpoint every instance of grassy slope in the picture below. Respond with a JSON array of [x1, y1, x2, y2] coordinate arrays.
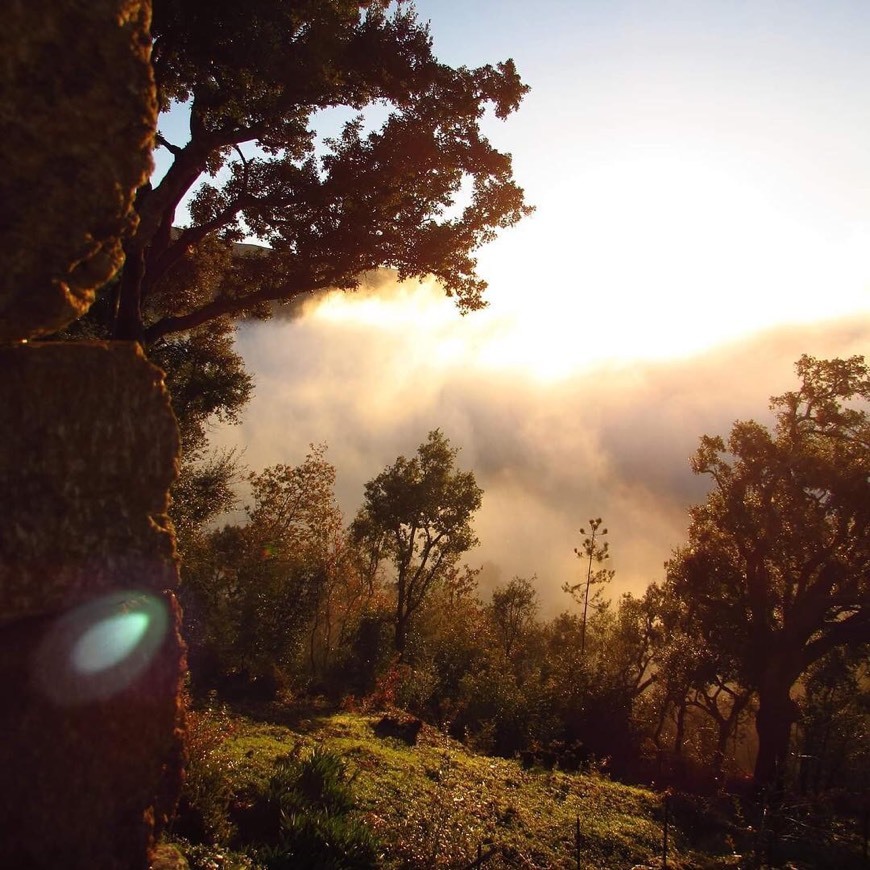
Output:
[[176, 706, 743, 869]]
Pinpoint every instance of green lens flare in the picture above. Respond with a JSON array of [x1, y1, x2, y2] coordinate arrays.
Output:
[[72, 611, 151, 675], [34, 591, 170, 705]]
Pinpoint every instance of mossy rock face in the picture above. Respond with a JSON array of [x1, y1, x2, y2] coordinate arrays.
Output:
[[0, 0, 156, 340], [0, 342, 179, 617], [0, 6, 182, 868], [0, 594, 186, 870]]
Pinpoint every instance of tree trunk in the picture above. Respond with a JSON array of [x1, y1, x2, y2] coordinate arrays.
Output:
[[113, 240, 146, 341], [394, 570, 409, 659], [754, 673, 799, 788], [394, 607, 408, 659], [673, 699, 687, 756], [713, 723, 730, 790]]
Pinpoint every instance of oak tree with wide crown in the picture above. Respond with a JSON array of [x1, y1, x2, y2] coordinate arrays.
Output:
[[112, 0, 532, 343], [664, 355, 869, 787]]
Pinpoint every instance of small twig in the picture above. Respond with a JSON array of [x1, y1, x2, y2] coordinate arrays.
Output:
[[156, 132, 182, 155]]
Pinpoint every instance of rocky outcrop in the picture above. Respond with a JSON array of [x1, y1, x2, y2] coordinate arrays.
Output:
[[374, 713, 424, 746], [0, 343, 185, 869], [0, 0, 156, 340], [0, 2, 185, 867], [0, 343, 179, 616]]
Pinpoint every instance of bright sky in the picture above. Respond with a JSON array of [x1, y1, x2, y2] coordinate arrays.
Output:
[[413, 0, 870, 377]]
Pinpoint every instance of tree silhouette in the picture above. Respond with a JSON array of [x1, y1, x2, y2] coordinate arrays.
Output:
[[490, 576, 539, 659], [110, 1, 531, 342], [352, 430, 482, 657], [563, 518, 614, 655], [665, 355, 869, 787]]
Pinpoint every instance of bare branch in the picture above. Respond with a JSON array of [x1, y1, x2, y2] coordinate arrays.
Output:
[[156, 133, 183, 155]]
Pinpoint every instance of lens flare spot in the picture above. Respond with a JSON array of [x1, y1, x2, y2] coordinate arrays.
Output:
[[33, 590, 170, 705], [71, 611, 150, 675]]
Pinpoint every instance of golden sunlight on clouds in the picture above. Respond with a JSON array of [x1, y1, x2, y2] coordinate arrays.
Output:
[[224, 287, 870, 611], [468, 148, 870, 381], [307, 157, 870, 385], [309, 277, 480, 372], [208, 0, 870, 611]]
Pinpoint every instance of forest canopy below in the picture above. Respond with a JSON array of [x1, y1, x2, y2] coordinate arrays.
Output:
[[177, 353, 869, 798]]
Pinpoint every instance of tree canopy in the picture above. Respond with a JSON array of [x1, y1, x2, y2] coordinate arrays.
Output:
[[664, 354, 869, 786], [490, 575, 538, 659], [352, 429, 482, 655], [180, 444, 345, 689], [113, 0, 532, 342]]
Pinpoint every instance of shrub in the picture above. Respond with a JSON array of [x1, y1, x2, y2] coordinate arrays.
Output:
[[329, 613, 394, 699], [258, 812, 381, 870], [249, 748, 381, 869], [173, 698, 239, 844], [280, 747, 356, 816]]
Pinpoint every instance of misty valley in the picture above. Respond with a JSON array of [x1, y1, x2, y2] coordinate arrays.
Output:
[[165, 355, 869, 869]]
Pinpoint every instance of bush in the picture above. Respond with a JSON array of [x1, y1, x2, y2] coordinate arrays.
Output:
[[173, 699, 239, 844], [275, 747, 355, 816], [453, 659, 555, 757], [249, 748, 381, 869], [259, 812, 381, 870]]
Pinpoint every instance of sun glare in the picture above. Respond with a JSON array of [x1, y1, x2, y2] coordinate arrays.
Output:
[[473, 148, 870, 380], [306, 149, 869, 384]]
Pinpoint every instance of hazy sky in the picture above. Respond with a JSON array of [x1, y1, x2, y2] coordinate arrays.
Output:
[[167, 1, 870, 611]]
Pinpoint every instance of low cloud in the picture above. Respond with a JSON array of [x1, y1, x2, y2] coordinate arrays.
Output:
[[214, 274, 870, 614]]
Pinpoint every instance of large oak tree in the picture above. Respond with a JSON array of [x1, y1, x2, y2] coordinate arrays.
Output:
[[114, 0, 532, 343], [665, 355, 869, 787]]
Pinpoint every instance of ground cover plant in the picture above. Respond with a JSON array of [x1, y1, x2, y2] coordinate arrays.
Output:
[[164, 701, 809, 869]]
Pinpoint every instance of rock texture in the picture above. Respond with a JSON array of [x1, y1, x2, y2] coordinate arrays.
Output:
[[0, 595, 186, 869], [0, 0, 156, 340], [0, 343, 179, 616], [0, 343, 184, 869], [0, 5, 185, 866]]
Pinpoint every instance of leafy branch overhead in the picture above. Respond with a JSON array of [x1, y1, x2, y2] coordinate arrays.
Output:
[[116, 0, 533, 341]]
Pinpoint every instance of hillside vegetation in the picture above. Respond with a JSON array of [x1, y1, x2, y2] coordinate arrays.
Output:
[[161, 358, 869, 869], [163, 703, 757, 870]]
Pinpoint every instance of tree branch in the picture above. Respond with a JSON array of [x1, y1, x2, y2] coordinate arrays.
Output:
[[156, 132, 183, 156], [145, 197, 256, 292], [801, 610, 870, 671], [142, 273, 326, 342]]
